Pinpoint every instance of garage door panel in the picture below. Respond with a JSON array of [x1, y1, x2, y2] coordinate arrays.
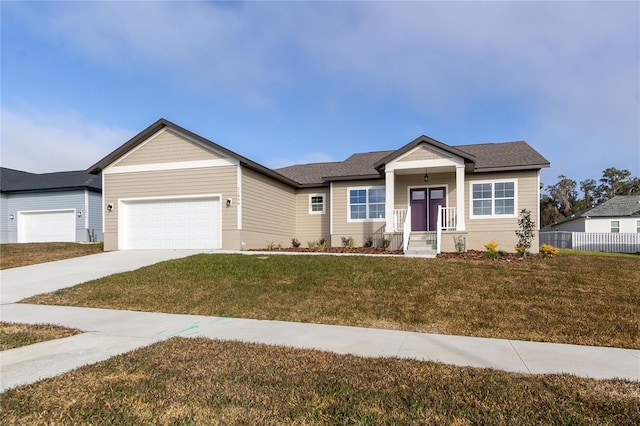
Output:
[[18, 210, 76, 243], [122, 197, 220, 250]]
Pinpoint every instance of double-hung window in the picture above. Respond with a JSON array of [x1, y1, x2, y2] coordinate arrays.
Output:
[[309, 194, 325, 214], [470, 180, 516, 218], [610, 220, 620, 233], [349, 187, 385, 220]]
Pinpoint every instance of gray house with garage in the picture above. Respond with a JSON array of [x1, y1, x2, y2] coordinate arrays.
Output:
[[0, 167, 103, 243]]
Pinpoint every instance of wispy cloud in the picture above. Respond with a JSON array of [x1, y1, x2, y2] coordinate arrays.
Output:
[[1, 106, 133, 173]]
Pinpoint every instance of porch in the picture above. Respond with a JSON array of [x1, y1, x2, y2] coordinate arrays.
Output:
[[388, 207, 463, 256]]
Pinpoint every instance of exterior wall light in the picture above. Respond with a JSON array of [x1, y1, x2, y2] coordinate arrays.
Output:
[[9, 214, 15, 220], [107, 204, 113, 212], [77, 211, 83, 218]]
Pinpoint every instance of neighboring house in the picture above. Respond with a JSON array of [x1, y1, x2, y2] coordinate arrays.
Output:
[[544, 195, 640, 234], [0, 167, 103, 243], [88, 118, 549, 253]]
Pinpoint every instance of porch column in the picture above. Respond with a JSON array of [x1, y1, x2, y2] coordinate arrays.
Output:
[[385, 170, 395, 232], [456, 165, 465, 231]]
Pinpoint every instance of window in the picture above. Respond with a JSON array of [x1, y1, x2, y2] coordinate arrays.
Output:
[[470, 180, 516, 218], [611, 220, 620, 233], [309, 194, 325, 214], [349, 187, 385, 220]]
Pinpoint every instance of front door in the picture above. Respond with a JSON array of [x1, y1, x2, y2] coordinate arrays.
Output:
[[410, 188, 427, 231], [428, 187, 447, 231]]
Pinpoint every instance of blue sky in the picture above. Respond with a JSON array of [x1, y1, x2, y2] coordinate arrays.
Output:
[[1, 1, 638, 189]]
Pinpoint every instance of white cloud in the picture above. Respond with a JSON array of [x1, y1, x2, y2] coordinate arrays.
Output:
[[0, 106, 133, 173]]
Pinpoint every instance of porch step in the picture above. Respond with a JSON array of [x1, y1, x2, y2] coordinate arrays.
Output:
[[405, 232, 437, 258]]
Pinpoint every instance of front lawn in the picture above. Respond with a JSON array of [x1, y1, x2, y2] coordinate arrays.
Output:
[[23, 253, 640, 348], [0, 243, 103, 270], [0, 322, 82, 351], [1, 338, 637, 425]]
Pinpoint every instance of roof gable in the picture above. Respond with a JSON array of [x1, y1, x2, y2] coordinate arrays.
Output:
[[374, 135, 476, 171]]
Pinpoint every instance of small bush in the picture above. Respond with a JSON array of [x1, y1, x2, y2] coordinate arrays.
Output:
[[540, 244, 560, 258], [341, 237, 354, 248], [363, 236, 373, 248], [318, 240, 327, 251], [291, 238, 301, 248], [307, 241, 316, 249], [382, 238, 391, 249], [484, 241, 501, 259], [266, 241, 275, 251]]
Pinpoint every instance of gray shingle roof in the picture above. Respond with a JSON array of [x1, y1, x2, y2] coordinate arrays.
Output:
[[579, 195, 640, 218], [276, 140, 549, 186], [0, 167, 101, 193]]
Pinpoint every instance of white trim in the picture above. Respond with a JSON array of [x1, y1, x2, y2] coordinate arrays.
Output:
[[406, 184, 449, 230], [347, 185, 386, 222], [308, 193, 326, 215], [104, 158, 237, 175], [118, 194, 222, 250], [637, 219, 640, 234], [84, 189, 89, 229], [469, 179, 518, 219], [102, 173, 106, 234], [237, 165, 242, 230], [330, 182, 334, 235], [386, 157, 464, 172], [385, 171, 395, 232]]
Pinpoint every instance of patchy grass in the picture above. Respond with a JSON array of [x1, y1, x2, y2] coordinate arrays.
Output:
[[24, 253, 640, 349], [1, 338, 637, 425], [558, 248, 640, 258], [0, 322, 81, 351], [0, 243, 103, 270]]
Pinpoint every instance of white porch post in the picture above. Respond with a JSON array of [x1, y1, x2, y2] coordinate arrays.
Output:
[[456, 165, 465, 231], [385, 170, 395, 232]]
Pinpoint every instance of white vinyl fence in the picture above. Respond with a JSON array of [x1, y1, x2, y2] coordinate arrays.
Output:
[[540, 231, 640, 253]]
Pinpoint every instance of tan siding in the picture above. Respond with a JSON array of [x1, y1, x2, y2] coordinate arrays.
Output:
[[464, 170, 540, 252], [331, 179, 386, 247], [398, 146, 448, 162], [295, 189, 330, 244], [115, 129, 224, 167], [103, 166, 238, 250], [240, 168, 296, 249]]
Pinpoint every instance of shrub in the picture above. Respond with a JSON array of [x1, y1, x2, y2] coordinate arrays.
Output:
[[382, 238, 391, 249], [540, 244, 560, 258], [363, 236, 373, 248], [318, 240, 327, 251], [484, 241, 501, 259], [453, 235, 466, 253], [266, 241, 275, 251], [515, 208, 536, 256], [341, 237, 354, 248], [307, 241, 316, 249], [291, 238, 301, 248]]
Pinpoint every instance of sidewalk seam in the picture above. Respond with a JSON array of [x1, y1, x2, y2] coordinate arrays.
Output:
[[509, 341, 531, 374]]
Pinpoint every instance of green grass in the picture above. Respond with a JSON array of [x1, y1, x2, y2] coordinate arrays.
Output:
[[1, 338, 637, 425], [23, 253, 640, 349], [0, 323, 81, 351]]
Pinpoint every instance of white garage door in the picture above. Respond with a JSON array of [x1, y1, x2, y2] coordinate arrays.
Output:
[[122, 197, 220, 250], [18, 210, 76, 243]]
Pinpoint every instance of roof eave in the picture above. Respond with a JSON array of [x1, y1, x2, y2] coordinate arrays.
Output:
[[323, 174, 383, 182], [374, 135, 477, 171], [472, 163, 550, 173]]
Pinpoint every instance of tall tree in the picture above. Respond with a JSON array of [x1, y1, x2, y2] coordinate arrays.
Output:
[[546, 175, 578, 217], [576, 178, 598, 211], [598, 167, 632, 200]]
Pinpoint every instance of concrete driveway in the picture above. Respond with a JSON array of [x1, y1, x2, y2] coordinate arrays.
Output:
[[1, 250, 211, 304]]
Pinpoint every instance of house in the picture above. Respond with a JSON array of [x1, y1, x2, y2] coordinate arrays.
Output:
[[0, 167, 103, 243], [88, 118, 549, 254], [545, 195, 640, 233]]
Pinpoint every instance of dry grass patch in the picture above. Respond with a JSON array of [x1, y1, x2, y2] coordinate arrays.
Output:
[[23, 253, 640, 348], [1, 338, 637, 425], [0, 243, 103, 269], [0, 323, 81, 351]]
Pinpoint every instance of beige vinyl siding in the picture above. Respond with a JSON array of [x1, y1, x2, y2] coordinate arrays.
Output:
[[295, 188, 330, 244], [114, 129, 224, 167], [103, 166, 238, 250], [464, 170, 540, 252], [330, 179, 385, 247], [240, 168, 296, 249], [398, 145, 449, 162]]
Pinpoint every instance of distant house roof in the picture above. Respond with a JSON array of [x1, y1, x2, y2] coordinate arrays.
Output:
[[0, 167, 101, 193], [548, 195, 640, 228]]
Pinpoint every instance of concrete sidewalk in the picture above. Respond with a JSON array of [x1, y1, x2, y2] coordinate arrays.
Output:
[[2, 303, 639, 392]]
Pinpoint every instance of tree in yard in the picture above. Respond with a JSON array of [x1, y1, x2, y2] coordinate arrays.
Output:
[[597, 167, 638, 201], [546, 175, 577, 217], [515, 208, 536, 256], [575, 178, 598, 211]]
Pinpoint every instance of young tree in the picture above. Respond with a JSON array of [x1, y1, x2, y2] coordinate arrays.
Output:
[[515, 209, 536, 256]]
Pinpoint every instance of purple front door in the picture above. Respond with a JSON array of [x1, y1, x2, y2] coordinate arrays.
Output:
[[410, 189, 427, 231], [428, 187, 446, 231]]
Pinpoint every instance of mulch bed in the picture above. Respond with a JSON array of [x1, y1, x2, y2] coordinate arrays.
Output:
[[250, 247, 540, 260]]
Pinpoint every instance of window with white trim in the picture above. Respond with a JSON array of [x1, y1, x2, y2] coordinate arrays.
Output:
[[470, 180, 516, 218], [309, 194, 325, 214], [610, 220, 620, 233], [349, 187, 385, 220]]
